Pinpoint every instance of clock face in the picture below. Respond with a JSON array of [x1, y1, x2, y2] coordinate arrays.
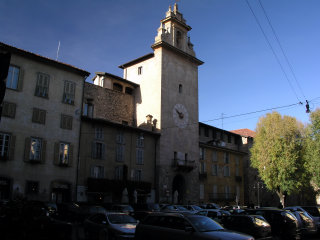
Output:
[[173, 103, 189, 128]]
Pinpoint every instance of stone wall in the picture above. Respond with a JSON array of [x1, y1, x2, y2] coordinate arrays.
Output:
[[84, 82, 136, 126]]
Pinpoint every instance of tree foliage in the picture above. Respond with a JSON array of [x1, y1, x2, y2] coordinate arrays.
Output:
[[304, 108, 320, 190], [250, 112, 308, 206]]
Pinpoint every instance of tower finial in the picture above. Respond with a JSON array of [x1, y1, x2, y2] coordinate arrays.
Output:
[[168, 5, 172, 11], [174, 2, 178, 13]]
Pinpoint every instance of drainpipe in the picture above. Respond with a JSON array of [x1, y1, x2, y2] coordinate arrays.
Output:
[[75, 75, 88, 202]]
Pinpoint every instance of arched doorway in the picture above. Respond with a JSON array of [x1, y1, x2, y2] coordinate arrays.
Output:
[[172, 174, 185, 204]]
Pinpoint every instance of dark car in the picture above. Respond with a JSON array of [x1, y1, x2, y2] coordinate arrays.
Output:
[[132, 203, 160, 221], [109, 204, 135, 215], [220, 215, 272, 240], [195, 209, 230, 224], [285, 206, 320, 233], [183, 205, 203, 213], [83, 212, 138, 240], [134, 212, 254, 240], [161, 204, 191, 213], [285, 209, 317, 236], [245, 208, 300, 240]]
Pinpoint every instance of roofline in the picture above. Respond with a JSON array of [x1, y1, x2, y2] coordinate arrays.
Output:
[[199, 141, 247, 155], [81, 116, 161, 136], [118, 53, 154, 69], [160, 16, 192, 31], [0, 41, 90, 77], [151, 41, 204, 66], [199, 122, 240, 136], [94, 72, 139, 88]]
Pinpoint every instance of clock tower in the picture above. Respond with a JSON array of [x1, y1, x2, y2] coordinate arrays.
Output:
[[119, 4, 203, 203]]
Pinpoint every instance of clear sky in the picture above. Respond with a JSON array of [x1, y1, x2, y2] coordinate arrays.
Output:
[[1, 0, 319, 131]]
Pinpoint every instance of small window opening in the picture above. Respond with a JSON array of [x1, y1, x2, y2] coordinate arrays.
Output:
[[138, 66, 143, 75], [179, 84, 182, 93]]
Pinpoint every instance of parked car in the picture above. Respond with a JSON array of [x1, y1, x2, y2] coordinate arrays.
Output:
[[220, 214, 272, 240], [183, 205, 203, 213], [83, 212, 138, 240], [285, 209, 317, 236], [134, 212, 254, 240], [195, 209, 230, 224], [245, 208, 301, 240], [160, 204, 191, 213], [285, 206, 320, 233], [109, 204, 135, 215], [132, 203, 160, 221], [205, 203, 221, 209]]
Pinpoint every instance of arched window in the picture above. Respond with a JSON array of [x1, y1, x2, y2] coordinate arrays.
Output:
[[176, 31, 182, 47]]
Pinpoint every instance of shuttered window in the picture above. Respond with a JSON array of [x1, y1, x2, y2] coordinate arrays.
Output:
[[60, 114, 73, 130], [2, 101, 16, 118], [35, 72, 50, 98], [32, 108, 46, 124], [63, 80, 75, 104]]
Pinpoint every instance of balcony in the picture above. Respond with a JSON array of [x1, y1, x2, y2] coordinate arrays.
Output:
[[172, 159, 195, 172], [208, 193, 236, 202], [199, 172, 207, 181]]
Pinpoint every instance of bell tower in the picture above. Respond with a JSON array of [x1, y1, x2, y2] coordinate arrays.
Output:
[[119, 4, 203, 204]]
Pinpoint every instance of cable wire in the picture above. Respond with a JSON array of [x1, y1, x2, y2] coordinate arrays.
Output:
[[257, 0, 307, 101], [245, 0, 301, 102]]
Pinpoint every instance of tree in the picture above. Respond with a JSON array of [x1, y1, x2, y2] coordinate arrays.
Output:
[[250, 111, 308, 207], [304, 108, 320, 191]]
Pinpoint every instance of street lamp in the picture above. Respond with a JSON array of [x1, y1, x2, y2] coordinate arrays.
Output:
[[253, 181, 264, 208]]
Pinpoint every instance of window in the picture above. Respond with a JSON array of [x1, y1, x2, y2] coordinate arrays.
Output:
[[59, 142, 70, 166], [200, 184, 204, 200], [113, 83, 123, 92], [125, 87, 133, 95], [138, 66, 143, 75], [63, 80, 75, 104], [134, 169, 142, 182], [225, 185, 230, 199], [32, 108, 46, 124], [26, 137, 45, 162], [223, 166, 230, 177], [6, 65, 20, 90], [211, 164, 218, 176], [136, 135, 144, 165], [91, 141, 105, 159], [204, 128, 209, 137], [199, 162, 206, 174], [224, 152, 229, 164], [60, 114, 73, 130], [213, 185, 217, 199], [0, 133, 13, 161], [2, 101, 16, 118], [228, 135, 231, 143], [179, 84, 182, 93], [235, 156, 240, 176], [91, 165, 104, 178], [35, 72, 50, 98], [176, 30, 182, 47], [83, 101, 94, 117], [115, 166, 123, 180], [212, 151, 217, 162], [116, 131, 125, 162], [95, 127, 103, 140], [26, 181, 39, 195], [199, 147, 205, 160]]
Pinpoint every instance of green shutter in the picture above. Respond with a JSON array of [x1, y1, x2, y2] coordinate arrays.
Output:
[[24, 137, 31, 162], [54, 142, 60, 165], [68, 144, 73, 167], [18, 69, 24, 91], [9, 135, 16, 161]]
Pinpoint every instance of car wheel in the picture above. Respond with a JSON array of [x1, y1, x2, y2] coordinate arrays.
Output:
[[99, 229, 109, 240]]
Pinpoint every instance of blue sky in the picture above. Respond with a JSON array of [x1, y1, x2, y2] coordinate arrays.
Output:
[[1, 0, 319, 131]]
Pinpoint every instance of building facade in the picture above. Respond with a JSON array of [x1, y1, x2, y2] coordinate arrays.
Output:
[[77, 73, 160, 203], [0, 42, 89, 202], [199, 123, 246, 206], [119, 4, 203, 204]]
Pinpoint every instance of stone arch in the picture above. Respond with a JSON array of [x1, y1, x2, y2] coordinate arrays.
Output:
[[172, 174, 185, 204]]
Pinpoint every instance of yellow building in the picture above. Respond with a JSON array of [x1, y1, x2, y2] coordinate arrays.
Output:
[[199, 123, 246, 206]]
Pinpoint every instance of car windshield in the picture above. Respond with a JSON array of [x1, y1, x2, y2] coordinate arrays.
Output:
[[192, 205, 203, 211], [108, 214, 137, 224], [188, 216, 224, 232], [302, 207, 320, 217], [176, 206, 188, 211]]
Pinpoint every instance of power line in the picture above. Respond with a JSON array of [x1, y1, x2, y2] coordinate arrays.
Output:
[[257, 0, 307, 101], [245, 0, 301, 102]]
